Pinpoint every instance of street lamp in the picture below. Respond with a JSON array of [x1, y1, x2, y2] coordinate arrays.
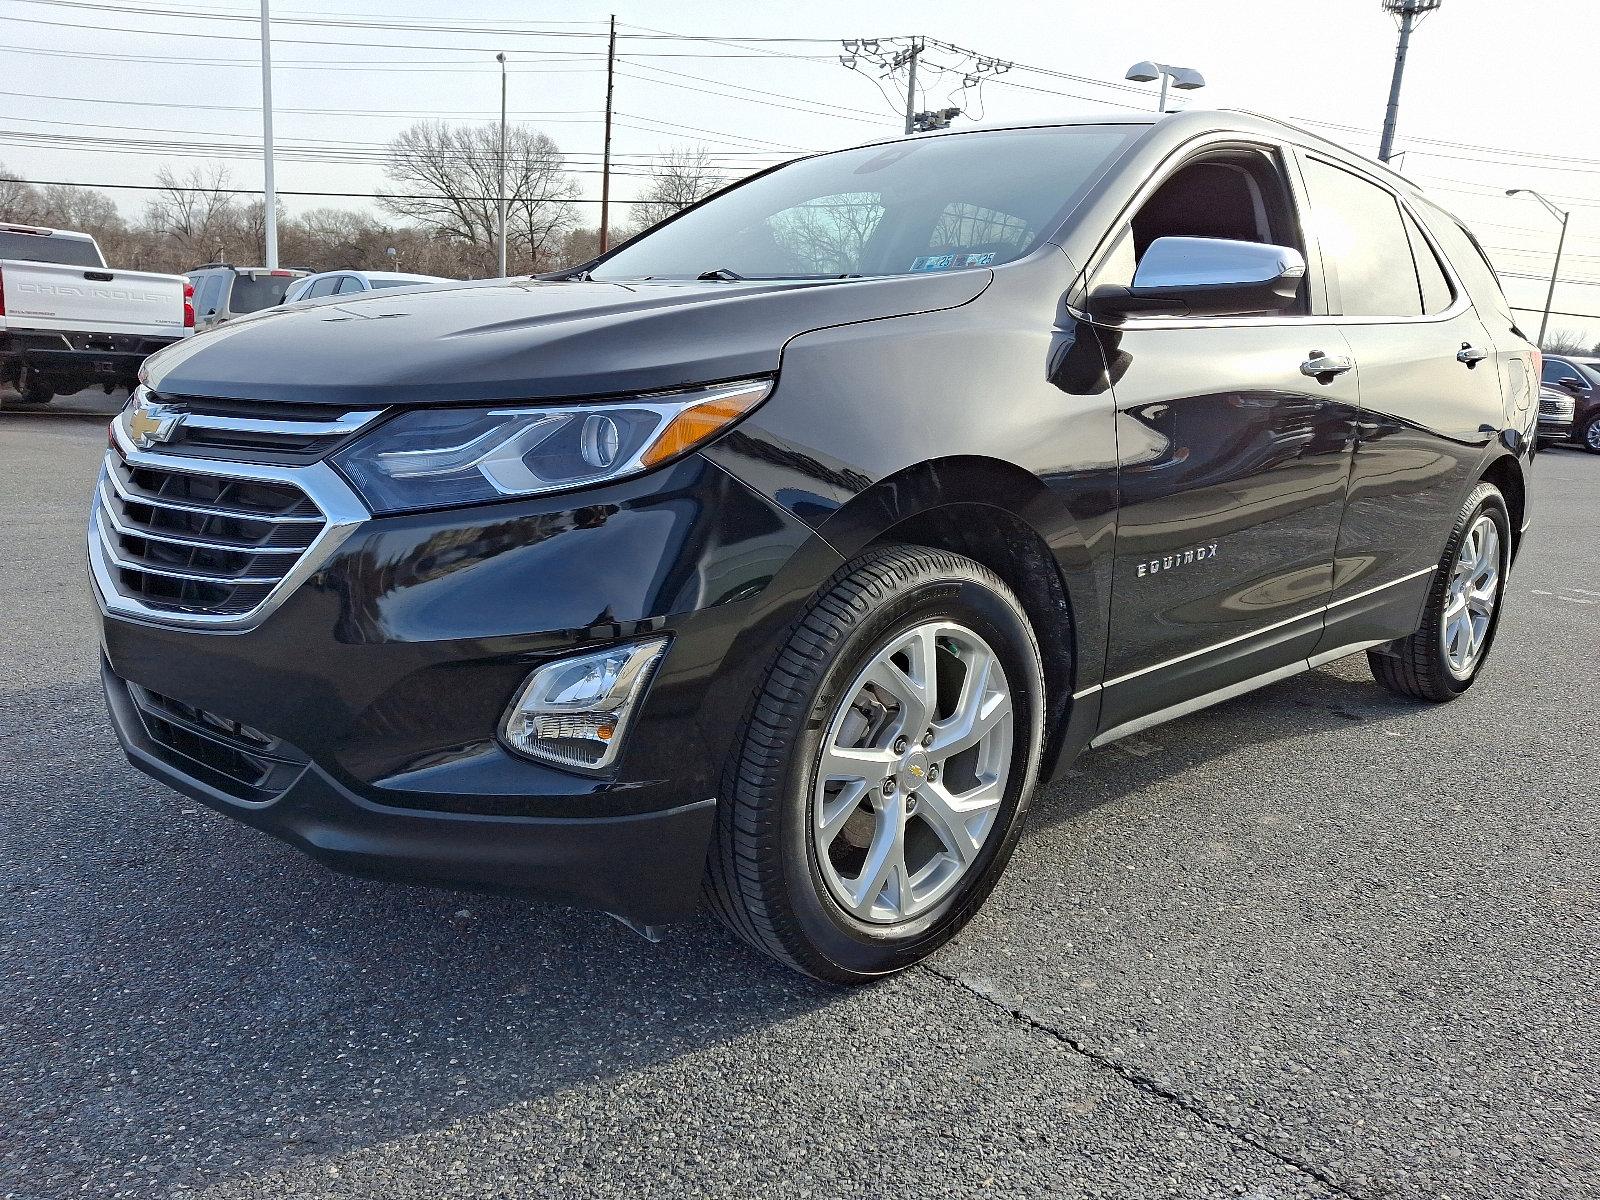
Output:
[[1125, 61, 1205, 113], [496, 52, 508, 278], [1506, 187, 1570, 349]]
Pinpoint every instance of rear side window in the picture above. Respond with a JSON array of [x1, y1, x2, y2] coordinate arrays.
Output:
[[1419, 205, 1515, 326], [1401, 209, 1452, 315], [0, 230, 103, 267], [230, 274, 294, 312], [194, 273, 226, 317], [334, 275, 364, 295], [1302, 157, 1421, 317]]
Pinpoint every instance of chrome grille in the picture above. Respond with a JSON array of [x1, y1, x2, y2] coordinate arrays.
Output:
[[91, 415, 369, 629]]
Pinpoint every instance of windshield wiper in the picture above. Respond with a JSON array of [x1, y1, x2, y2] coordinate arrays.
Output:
[[696, 267, 745, 282]]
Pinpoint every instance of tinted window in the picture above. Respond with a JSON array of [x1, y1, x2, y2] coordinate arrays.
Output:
[[1543, 360, 1591, 390], [306, 276, 339, 298], [592, 126, 1139, 281], [1417, 202, 1513, 325], [1303, 158, 1421, 317], [0, 230, 103, 267], [230, 274, 294, 312], [333, 275, 364, 294], [369, 278, 422, 289], [1402, 208, 1452, 315], [195, 273, 226, 317]]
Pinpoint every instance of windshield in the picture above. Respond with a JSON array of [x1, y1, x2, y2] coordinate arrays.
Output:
[[592, 125, 1138, 282], [230, 274, 296, 313], [0, 230, 103, 268]]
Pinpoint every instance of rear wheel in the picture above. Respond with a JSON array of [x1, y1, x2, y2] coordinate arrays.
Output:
[[1368, 482, 1509, 701], [705, 545, 1046, 983]]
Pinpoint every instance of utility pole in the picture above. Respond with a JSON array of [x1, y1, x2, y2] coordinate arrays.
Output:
[[599, 14, 616, 254], [1378, 0, 1442, 164], [496, 52, 508, 277], [258, 0, 278, 267], [900, 37, 921, 135]]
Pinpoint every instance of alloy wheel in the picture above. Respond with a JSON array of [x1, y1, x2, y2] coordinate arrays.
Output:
[[812, 621, 1014, 924], [1441, 513, 1501, 679], [1586, 418, 1600, 452]]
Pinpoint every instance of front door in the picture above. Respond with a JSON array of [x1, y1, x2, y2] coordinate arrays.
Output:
[[1095, 323, 1358, 732], [1078, 142, 1360, 735]]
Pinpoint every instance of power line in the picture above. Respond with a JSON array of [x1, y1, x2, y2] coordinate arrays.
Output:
[[1, 175, 654, 204]]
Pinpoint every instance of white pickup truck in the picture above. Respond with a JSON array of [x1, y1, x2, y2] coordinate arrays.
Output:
[[0, 223, 192, 405]]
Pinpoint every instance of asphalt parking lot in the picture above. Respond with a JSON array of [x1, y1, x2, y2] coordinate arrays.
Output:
[[2, 402, 1595, 1200]]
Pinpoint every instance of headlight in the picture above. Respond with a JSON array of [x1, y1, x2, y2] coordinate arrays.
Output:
[[331, 378, 772, 514]]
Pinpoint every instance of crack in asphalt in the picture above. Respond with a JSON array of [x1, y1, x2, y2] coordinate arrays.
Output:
[[919, 962, 1368, 1200]]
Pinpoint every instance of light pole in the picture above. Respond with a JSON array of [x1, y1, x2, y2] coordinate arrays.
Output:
[[1506, 187, 1570, 349], [496, 52, 508, 278], [1124, 61, 1205, 113], [259, 0, 278, 267], [1378, 0, 1443, 163]]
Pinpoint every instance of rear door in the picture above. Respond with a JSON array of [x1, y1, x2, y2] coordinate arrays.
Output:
[[1296, 153, 1506, 652]]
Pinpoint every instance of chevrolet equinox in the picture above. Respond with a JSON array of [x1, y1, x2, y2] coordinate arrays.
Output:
[[91, 112, 1537, 982]]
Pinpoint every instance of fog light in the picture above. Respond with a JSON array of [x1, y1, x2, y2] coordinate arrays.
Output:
[[500, 637, 669, 772]]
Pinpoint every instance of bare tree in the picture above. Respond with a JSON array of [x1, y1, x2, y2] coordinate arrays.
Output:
[[379, 121, 579, 275], [0, 164, 43, 223], [1540, 326, 1600, 356], [629, 146, 727, 233], [143, 166, 238, 263]]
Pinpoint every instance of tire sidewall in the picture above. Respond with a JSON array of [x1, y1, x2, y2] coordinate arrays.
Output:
[[1431, 484, 1511, 694], [776, 566, 1045, 978]]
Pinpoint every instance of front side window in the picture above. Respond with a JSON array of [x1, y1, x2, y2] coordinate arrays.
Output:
[[1090, 148, 1309, 314], [306, 276, 339, 298], [1543, 360, 1591, 391], [1302, 158, 1421, 318], [591, 126, 1139, 281]]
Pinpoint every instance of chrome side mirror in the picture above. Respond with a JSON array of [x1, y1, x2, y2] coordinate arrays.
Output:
[[1091, 236, 1305, 319]]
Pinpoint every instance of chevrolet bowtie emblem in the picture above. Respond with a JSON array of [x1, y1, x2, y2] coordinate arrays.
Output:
[[127, 398, 184, 449]]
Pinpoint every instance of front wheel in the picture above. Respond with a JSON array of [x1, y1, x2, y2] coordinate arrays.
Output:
[[1368, 481, 1510, 701], [1581, 414, 1600, 455], [705, 545, 1047, 983]]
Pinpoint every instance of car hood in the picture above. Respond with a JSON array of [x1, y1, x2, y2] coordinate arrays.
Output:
[[143, 273, 991, 406]]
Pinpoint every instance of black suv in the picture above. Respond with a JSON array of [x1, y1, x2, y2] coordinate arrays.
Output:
[[91, 112, 1537, 982]]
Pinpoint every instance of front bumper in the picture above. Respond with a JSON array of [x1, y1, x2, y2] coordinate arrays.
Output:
[[93, 448, 841, 921]]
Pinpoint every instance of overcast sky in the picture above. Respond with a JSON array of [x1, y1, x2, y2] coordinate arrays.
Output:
[[3, 0, 1597, 339]]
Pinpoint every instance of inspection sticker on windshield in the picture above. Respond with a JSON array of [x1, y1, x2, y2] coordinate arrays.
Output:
[[910, 252, 996, 271]]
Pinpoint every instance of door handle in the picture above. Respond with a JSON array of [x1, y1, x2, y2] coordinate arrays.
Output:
[[1456, 343, 1490, 367], [1301, 351, 1355, 379]]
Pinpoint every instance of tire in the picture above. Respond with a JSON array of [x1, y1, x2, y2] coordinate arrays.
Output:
[[705, 544, 1047, 983], [1367, 481, 1510, 702], [14, 370, 55, 407], [1581, 414, 1600, 455]]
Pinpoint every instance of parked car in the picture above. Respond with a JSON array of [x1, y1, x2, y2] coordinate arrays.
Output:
[[0, 223, 190, 405], [185, 264, 307, 330], [90, 111, 1536, 983], [282, 270, 452, 304], [1538, 384, 1575, 445], [1539, 353, 1600, 452]]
